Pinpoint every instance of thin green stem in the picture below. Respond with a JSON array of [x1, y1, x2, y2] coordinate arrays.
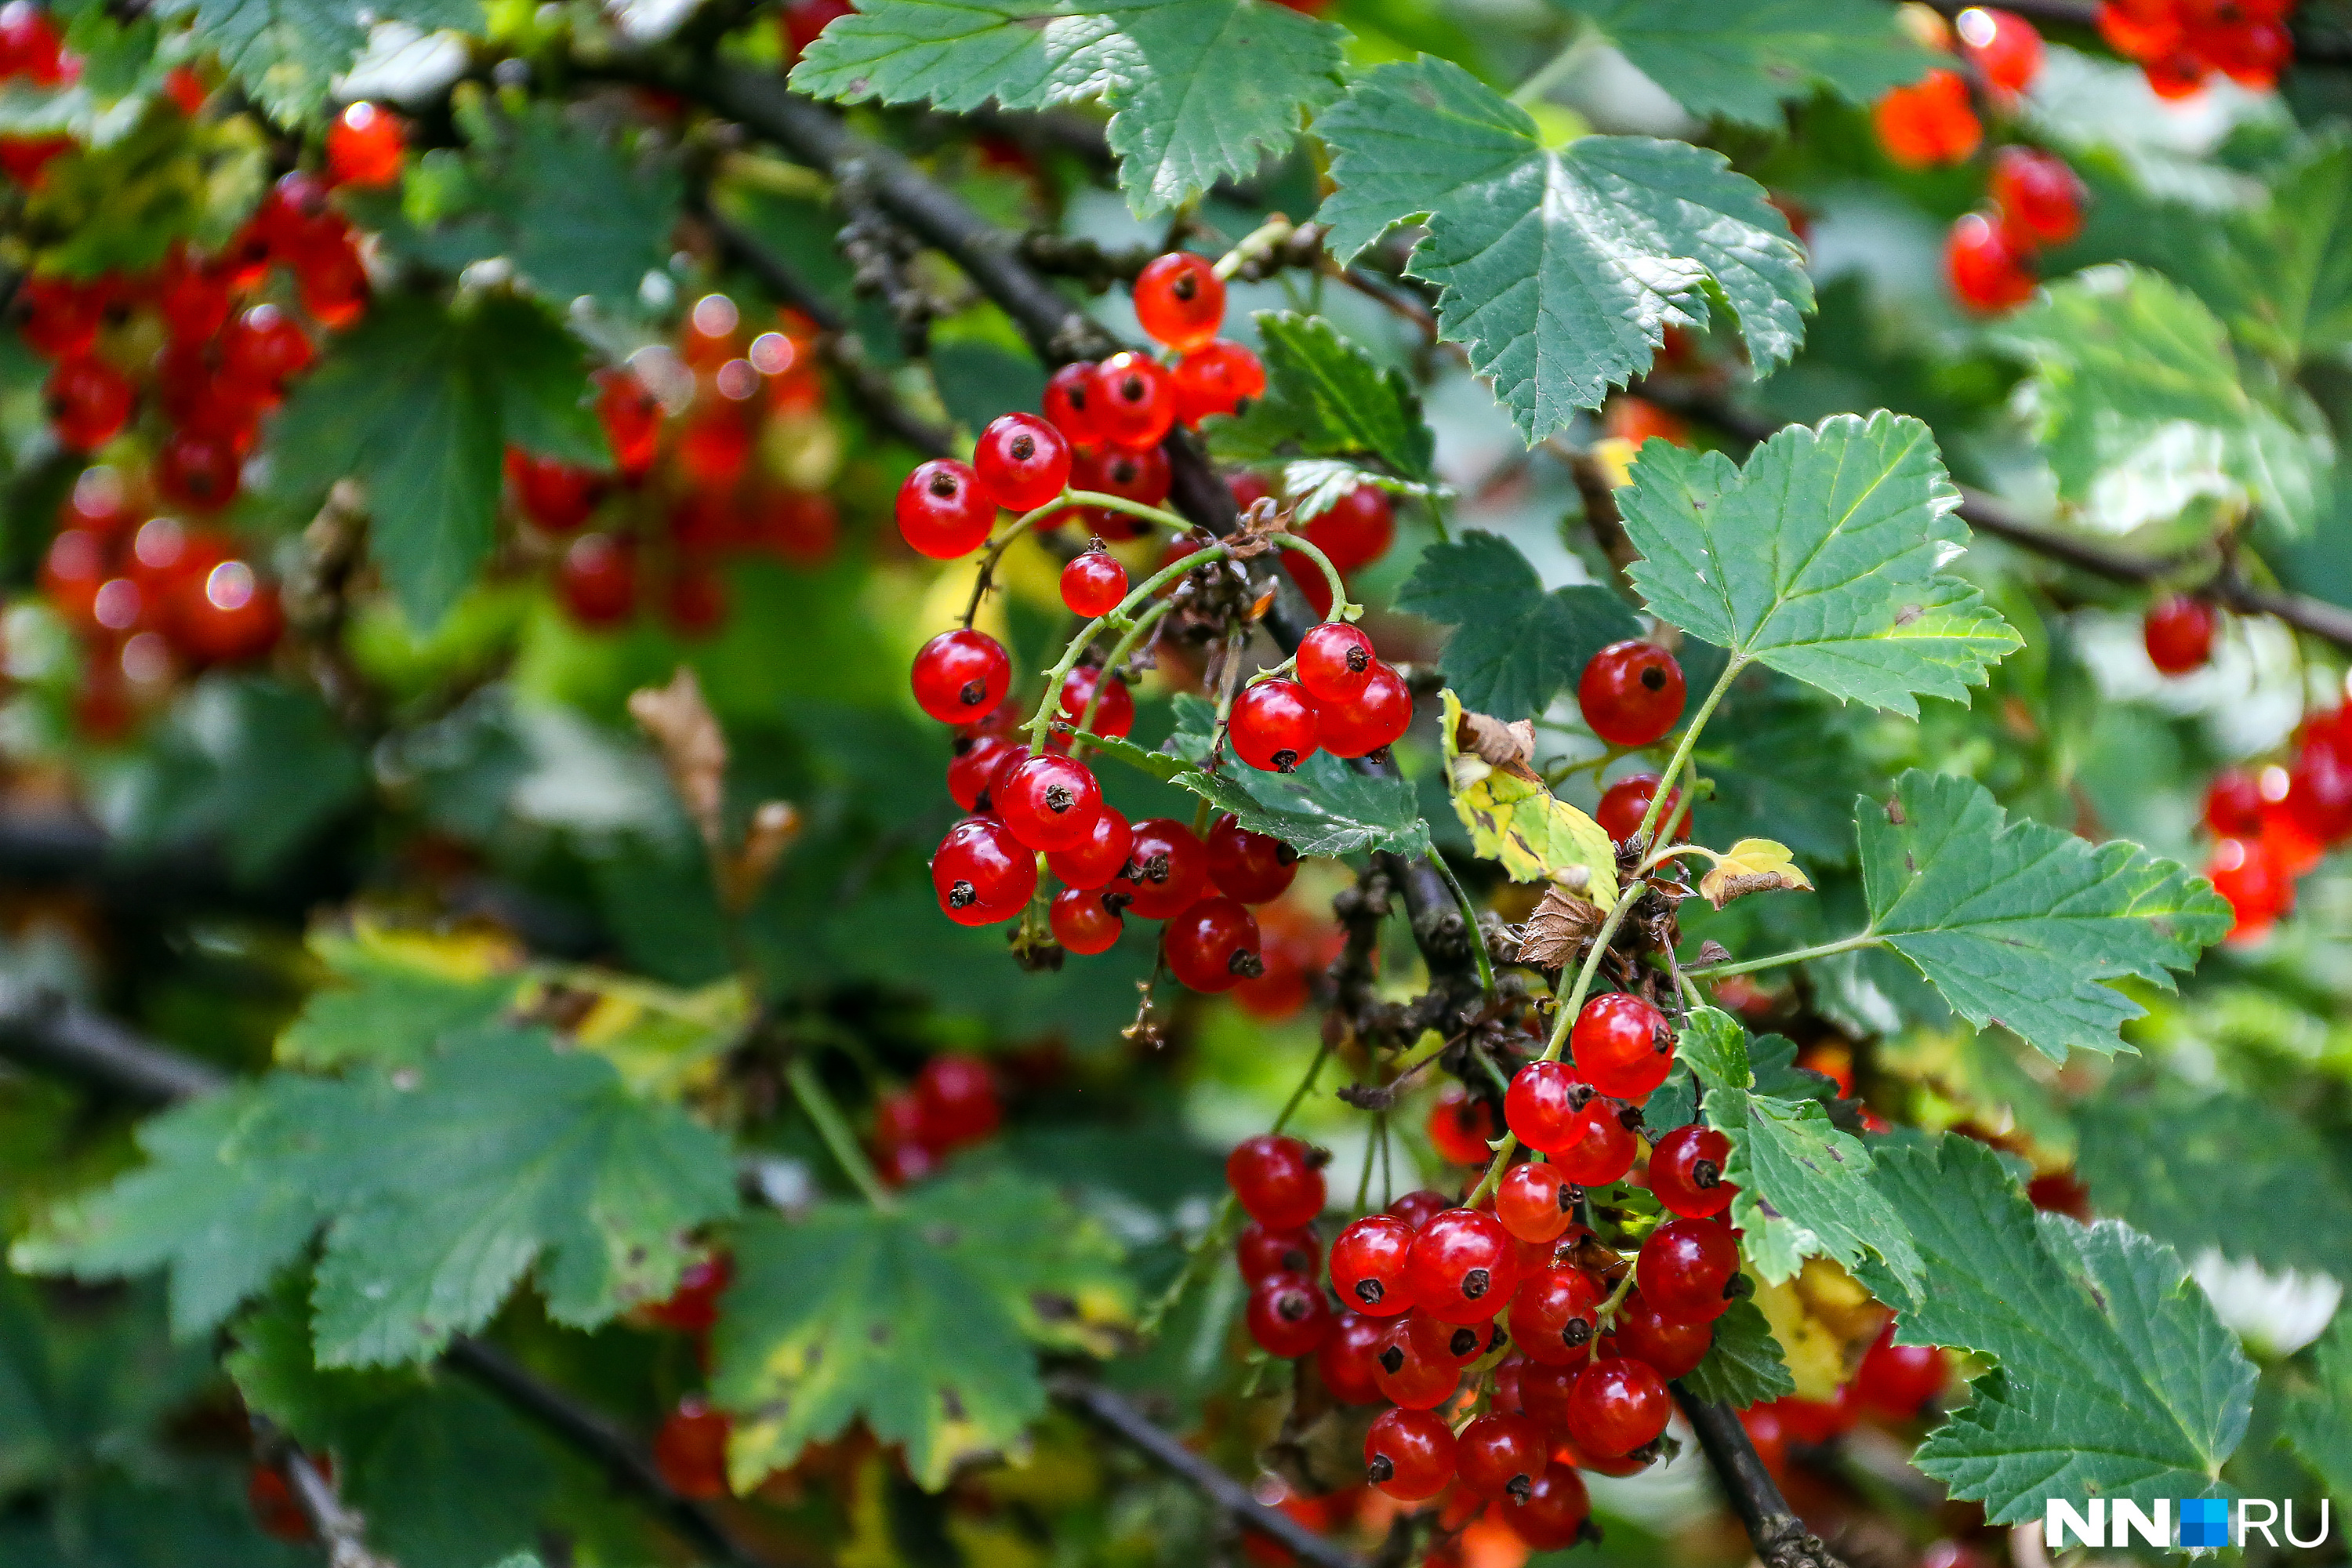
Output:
[[1684, 932, 1880, 982], [1072, 599, 1173, 753], [1508, 26, 1596, 108], [1593, 1253, 1641, 1329], [1630, 655, 1743, 851], [1025, 543, 1236, 752], [1269, 532, 1352, 622], [785, 1058, 895, 1210], [1355, 1109, 1383, 1211], [1425, 848, 1496, 999]]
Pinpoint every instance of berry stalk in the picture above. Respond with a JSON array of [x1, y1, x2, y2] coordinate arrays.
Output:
[[784, 1058, 897, 1210], [1627, 654, 1744, 851]]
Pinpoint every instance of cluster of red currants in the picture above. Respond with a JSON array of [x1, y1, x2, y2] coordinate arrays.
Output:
[[1227, 621, 1415, 773], [1740, 1319, 1953, 1468], [2200, 702, 2352, 940], [0, 2, 210, 184], [1945, 146, 2086, 314], [1873, 7, 2044, 172], [541, 296, 840, 637], [2098, 0, 2296, 96], [868, 1052, 1003, 1186]]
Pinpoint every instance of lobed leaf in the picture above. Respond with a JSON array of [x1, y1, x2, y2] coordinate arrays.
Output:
[[1394, 533, 1640, 721], [1553, 0, 1935, 129], [1676, 1295, 1796, 1408], [2282, 1315, 2352, 1505], [151, 0, 480, 124], [1209, 311, 1435, 480]]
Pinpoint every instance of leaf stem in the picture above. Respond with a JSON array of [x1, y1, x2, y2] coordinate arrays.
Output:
[[1683, 932, 1881, 981], [1630, 654, 1742, 851], [784, 1058, 896, 1210], [1425, 848, 1496, 998], [1072, 598, 1174, 753]]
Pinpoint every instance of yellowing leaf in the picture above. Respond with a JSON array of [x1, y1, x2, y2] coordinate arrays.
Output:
[[1749, 1258, 1883, 1401], [1439, 690, 1618, 906], [1698, 837, 1815, 908]]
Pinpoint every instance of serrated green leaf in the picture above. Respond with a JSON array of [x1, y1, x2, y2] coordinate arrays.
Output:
[[712, 1172, 1131, 1490], [1686, 1008, 1921, 1289], [1617, 412, 2019, 714], [1857, 1134, 2256, 1523], [1394, 533, 1640, 720], [1208, 311, 1433, 480], [151, 0, 479, 123], [1555, 0, 1934, 128], [1994, 263, 2335, 534], [1314, 55, 1809, 444], [276, 935, 517, 1070], [1857, 771, 2230, 1062], [1676, 1295, 1795, 1409], [2282, 1316, 2352, 1506], [1436, 689, 1618, 902], [792, 0, 1341, 216], [2071, 1073, 2352, 1282]]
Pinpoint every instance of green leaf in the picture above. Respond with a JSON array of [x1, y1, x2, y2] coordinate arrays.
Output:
[[2282, 1315, 2352, 1506], [1856, 771, 2231, 1062], [1395, 533, 1640, 720], [150, 0, 480, 123], [276, 935, 517, 1071], [1684, 1008, 1921, 1289], [1676, 1296, 1795, 1409], [1993, 263, 2336, 535], [1313, 56, 1809, 444], [16, 1027, 739, 1365], [274, 295, 604, 628], [1617, 412, 2020, 714], [1087, 695, 1430, 858], [1208, 311, 1433, 480], [2215, 139, 2352, 366], [791, 0, 1343, 216], [712, 1171, 1131, 1490], [1857, 1134, 2256, 1523], [2071, 1073, 2352, 1282], [1554, 0, 1935, 129]]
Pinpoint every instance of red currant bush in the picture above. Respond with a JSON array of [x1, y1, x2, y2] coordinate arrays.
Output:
[[1171, 339, 1264, 426], [913, 1054, 1000, 1149], [1551, 1094, 1641, 1187], [1595, 772, 1679, 844], [1609, 1288, 1714, 1379], [1497, 1463, 1594, 1550], [1855, 1320, 1949, 1417], [1957, 5, 2044, 91], [1578, 641, 1686, 747], [1370, 1320, 1460, 1409], [909, 629, 1011, 725], [1990, 146, 2083, 247], [1946, 212, 2037, 314], [1300, 484, 1394, 573], [325, 101, 405, 187], [1055, 663, 1134, 741], [1042, 361, 1100, 446]]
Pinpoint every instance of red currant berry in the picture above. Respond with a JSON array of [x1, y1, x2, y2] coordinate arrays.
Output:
[[1089, 351, 1175, 451], [45, 358, 134, 450], [1855, 1321, 1948, 1417], [1516, 1359, 1579, 1432], [17, 276, 105, 360], [1496, 1463, 1592, 1549], [1608, 1288, 1713, 1379], [644, 1250, 734, 1333], [1117, 817, 1208, 920], [1648, 1124, 1735, 1218], [1056, 662, 1134, 740], [1165, 895, 1264, 993], [1329, 1214, 1415, 1316], [1050, 886, 1125, 955], [932, 816, 1037, 924], [1552, 1095, 1640, 1187], [1426, 1086, 1497, 1165], [1316, 1311, 1387, 1404], [248, 1462, 315, 1541], [1363, 1407, 1455, 1501], [1404, 1207, 1518, 1325], [220, 303, 313, 387], [2286, 730, 2352, 846], [1370, 1320, 1461, 1409], [2203, 768, 2265, 838], [1226, 1133, 1326, 1230], [1565, 1356, 1670, 1457], [557, 533, 636, 626], [973, 412, 1072, 513], [1301, 485, 1394, 574], [1247, 1271, 1334, 1359], [1505, 1060, 1586, 1156], [1316, 662, 1413, 759], [172, 561, 282, 663], [1571, 992, 1675, 1102], [949, 735, 1014, 811], [1204, 812, 1299, 904], [1171, 339, 1264, 426], [2144, 594, 2216, 674], [155, 429, 241, 511], [1133, 251, 1225, 352], [1237, 1221, 1321, 1284], [1635, 1217, 1740, 1324], [1042, 361, 1101, 447], [508, 449, 603, 532], [1595, 772, 1681, 844], [915, 1054, 1000, 1149], [1872, 68, 1980, 168], [1046, 803, 1134, 891], [1294, 622, 1375, 706], [1496, 1160, 1581, 1244], [1060, 545, 1127, 618], [1990, 146, 2082, 248], [1414, 1308, 1509, 1372], [1510, 1265, 1602, 1366], [325, 100, 405, 187], [1454, 1412, 1548, 1504], [652, 1397, 730, 1500], [910, 628, 1011, 725], [897, 458, 996, 559], [253, 172, 339, 262], [1578, 641, 1686, 747], [1000, 753, 1105, 851], [1947, 212, 2037, 314], [157, 249, 232, 343], [1958, 6, 2044, 90], [593, 368, 662, 481], [780, 0, 851, 59], [1068, 445, 1171, 539]]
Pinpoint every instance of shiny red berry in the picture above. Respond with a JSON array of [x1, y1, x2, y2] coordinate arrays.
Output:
[[157, 250, 232, 343], [45, 357, 134, 450], [1046, 802, 1134, 891], [1295, 622, 1375, 706], [1228, 1134, 1325, 1230], [1133, 251, 1225, 352], [1855, 1320, 1948, 1417], [172, 560, 282, 663], [1000, 753, 1104, 851], [1496, 1160, 1581, 1244], [1596, 771, 1681, 844], [1117, 817, 1207, 920], [1237, 1221, 1321, 1284], [932, 816, 1036, 924], [156, 429, 241, 511], [1947, 212, 2037, 314], [1565, 1356, 1671, 1457], [508, 449, 603, 532], [1301, 485, 1394, 573], [2144, 594, 2216, 674], [1572, 992, 1675, 1102], [1056, 662, 1134, 740], [1579, 641, 1686, 747], [325, 100, 405, 187], [1330, 1214, 1416, 1316], [1497, 1462, 1593, 1549], [653, 1397, 730, 1500], [1050, 886, 1124, 954], [897, 458, 996, 559], [1089, 350, 1175, 451], [915, 1054, 1000, 1149], [1068, 445, 1171, 539], [1552, 1095, 1640, 1187], [910, 628, 1011, 725], [1957, 5, 2044, 91], [1426, 1086, 1497, 1165], [1247, 1271, 1334, 1359], [1510, 1265, 1602, 1366], [17, 276, 105, 360], [1371, 1318, 1461, 1409], [1636, 1217, 1740, 1324], [644, 1250, 734, 1333], [1456, 1413, 1549, 1503], [1316, 1310, 1387, 1404], [1649, 1124, 1736, 1218], [973, 412, 1072, 513], [1317, 662, 1413, 760], [1165, 895, 1264, 993], [1229, 680, 1319, 773], [1060, 545, 1127, 618], [2203, 768, 2265, 838], [1042, 361, 1101, 446], [221, 303, 312, 387], [1991, 147, 2083, 249], [594, 368, 662, 480], [1204, 813, 1299, 904], [1609, 1287, 1713, 1379], [1171, 339, 1264, 426], [1505, 1061, 1586, 1156], [1404, 1207, 1518, 1325], [1363, 1406, 1455, 1501]]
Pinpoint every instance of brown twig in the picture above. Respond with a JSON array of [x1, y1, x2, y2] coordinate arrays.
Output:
[[1674, 1387, 1849, 1568]]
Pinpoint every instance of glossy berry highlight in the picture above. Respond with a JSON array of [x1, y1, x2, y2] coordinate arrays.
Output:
[[1578, 641, 1686, 747], [1133, 251, 1225, 351], [910, 629, 1011, 725]]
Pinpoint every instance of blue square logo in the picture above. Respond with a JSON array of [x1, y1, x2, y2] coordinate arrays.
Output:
[[2181, 1497, 2230, 1548]]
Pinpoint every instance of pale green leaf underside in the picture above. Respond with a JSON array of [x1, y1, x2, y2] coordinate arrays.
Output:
[[1858, 1135, 2255, 1523], [1618, 411, 2019, 715], [1858, 771, 2231, 1061], [1556, 0, 1936, 128], [1313, 55, 1809, 444], [791, 0, 1342, 214]]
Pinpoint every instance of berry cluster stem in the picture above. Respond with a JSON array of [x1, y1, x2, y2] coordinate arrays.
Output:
[[1072, 598, 1175, 750], [1682, 931, 1881, 981], [1628, 654, 1743, 851], [1025, 538, 1239, 753], [784, 1058, 898, 1211], [1424, 848, 1497, 999]]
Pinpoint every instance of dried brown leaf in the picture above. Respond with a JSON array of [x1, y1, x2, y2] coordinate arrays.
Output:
[[1516, 885, 1605, 968], [629, 667, 728, 852]]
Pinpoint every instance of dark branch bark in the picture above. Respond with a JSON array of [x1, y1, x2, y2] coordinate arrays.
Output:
[[1050, 1377, 1367, 1568], [1674, 1387, 1848, 1568], [252, 1416, 399, 1568]]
